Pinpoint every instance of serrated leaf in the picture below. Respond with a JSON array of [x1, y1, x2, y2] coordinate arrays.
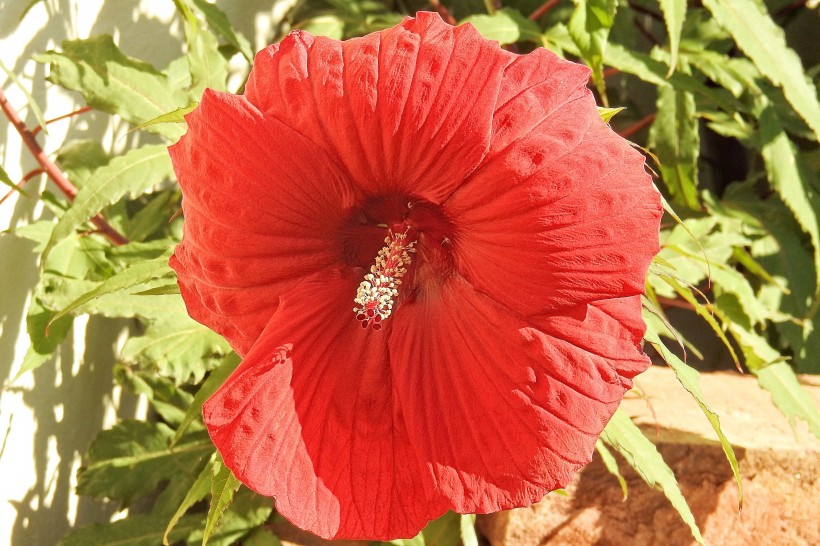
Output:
[[116, 367, 195, 426], [191, 0, 254, 60], [569, 0, 617, 104], [203, 459, 242, 546], [132, 102, 197, 132], [121, 304, 232, 384], [604, 44, 741, 114], [191, 487, 273, 546], [41, 144, 173, 266], [35, 36, 189, 139], [645, 330, 743, 508], [462, 8, 543, 45], [701, 0, 820, 141], [649, 85, 700, 210], [49, 253, 174, 325], [755, 362, 820, 440], [77, 421, 212, 506], [59, 513, 204, 546], [658, 0, 686, 74], [758, 103, 820, 300], [173, 352, 240, 446], [174, 0, 229, 95], [163, 456, 215, 545], [596, 439, 628, 499], [601, 410, 704, 544]]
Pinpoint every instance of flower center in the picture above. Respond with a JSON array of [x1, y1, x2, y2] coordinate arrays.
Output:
[[353, 228, 417, 330]]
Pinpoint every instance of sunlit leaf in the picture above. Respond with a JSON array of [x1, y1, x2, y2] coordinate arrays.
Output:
[[755, 362, 820, 440], [35, 36, 189, 139], [701, 0, 820, 141], [203, 458, 243, 546], [41, 144, 173, 266], [462, 8, 543, 45], [601, 410, 704, 544]]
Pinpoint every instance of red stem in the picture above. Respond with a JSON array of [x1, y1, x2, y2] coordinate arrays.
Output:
[[31, 105, 92, 136], [0, 168, 44, 206], [530, 0, 561, 20], [0, 88, 128, 245], [618, 112, 656, 139], [656, 296, 696, 311]]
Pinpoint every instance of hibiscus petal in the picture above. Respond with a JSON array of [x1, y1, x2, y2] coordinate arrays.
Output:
[[202, 270, 443, 539], [444, 49, 662, 317], [244, 12, 512, 202], [388, 276, 649, 514], [170, 89, 358, 354]]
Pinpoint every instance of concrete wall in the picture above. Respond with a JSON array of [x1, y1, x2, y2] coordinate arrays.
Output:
[[0, 1, 292, 544]]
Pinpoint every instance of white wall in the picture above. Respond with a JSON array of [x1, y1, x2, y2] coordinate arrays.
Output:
[[0, 1, 293, 544]]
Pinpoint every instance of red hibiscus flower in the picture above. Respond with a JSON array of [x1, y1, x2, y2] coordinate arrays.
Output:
[[169, 11, 662, 541]]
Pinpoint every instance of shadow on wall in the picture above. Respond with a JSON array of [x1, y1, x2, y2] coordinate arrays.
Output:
[[5, 318, 141, 546], [0, 0, 294, 544]]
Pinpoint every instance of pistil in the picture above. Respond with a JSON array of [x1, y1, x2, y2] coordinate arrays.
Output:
[[353, 229, 416, 330]]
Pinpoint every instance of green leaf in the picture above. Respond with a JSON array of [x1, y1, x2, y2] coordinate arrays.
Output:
[[174, 0, 229, 95], [132, 102, 197, 132], [55, 139, 111, 186], [649, 85, 701, 210], [190, 487, 273, 546], [460, 514, 479, 546], [0, 164, 31, 198], [13, 300, 73, 381], [604, 44, 741, 115], [191, 0, 254, 61], [203, 458, 243, 546], [134, 283, 181, 296], [595, 439, 628, 499], [163, 456, 215, 545], [116, 367, 195, 427], [755, 362, 820, 440], [173, 352, 240, 446], [420, 512, 460, 546], [243, 528, 282, 546], [77, 421, 212, 505], [601, 410, 704, 544], [59, 513, 204, 546], [598, 106, 625, 123], [758, 103, 820, 301], [35, 36, 189, 139], [658, 0, 686, 74], [119, 298, 232, 384], [41, 144, 174, 266], [49, 253, 174, 325], [700, 0, 820, 141], [298, 15, 346, 39], [0, 57, 48, 133], [645, 330, 743, 508], [568, 0, 617, 104], [462, 8, 543, 45]]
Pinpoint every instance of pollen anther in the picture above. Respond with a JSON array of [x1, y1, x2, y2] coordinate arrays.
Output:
[[353, 230, 416, 330]]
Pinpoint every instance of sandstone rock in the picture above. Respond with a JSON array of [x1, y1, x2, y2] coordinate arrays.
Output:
[[476, 366, 820, 546]]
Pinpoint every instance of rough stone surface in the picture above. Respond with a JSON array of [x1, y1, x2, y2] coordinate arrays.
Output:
[[476, 366, 820, 546]]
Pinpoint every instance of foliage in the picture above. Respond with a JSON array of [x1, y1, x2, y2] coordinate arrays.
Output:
[[2, 0, 819, 544]]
